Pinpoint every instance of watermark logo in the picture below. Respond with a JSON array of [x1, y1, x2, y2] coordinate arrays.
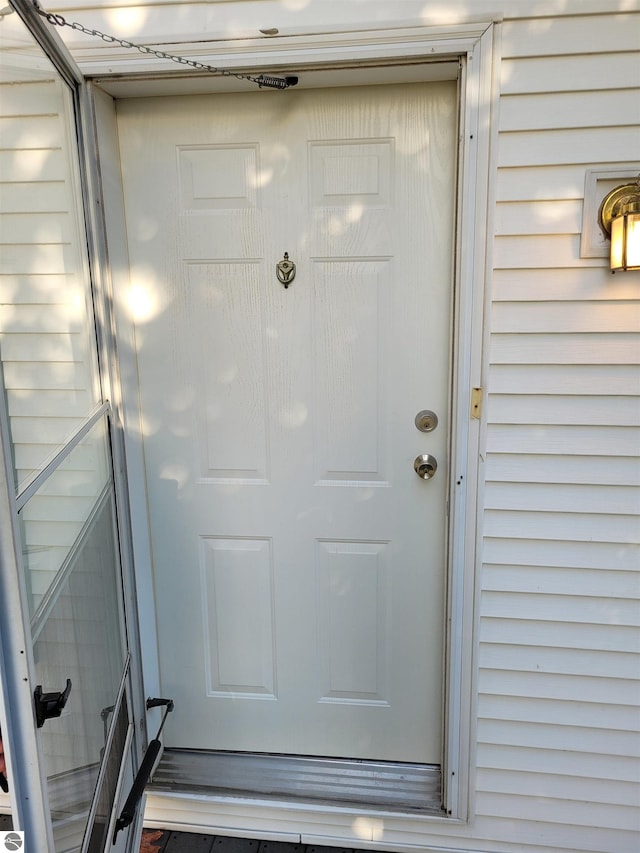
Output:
[[0, 832, 24, 851]]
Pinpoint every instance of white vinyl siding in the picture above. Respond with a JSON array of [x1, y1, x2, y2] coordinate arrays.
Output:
[[0, 76, 103, 604], [0, 78, 98, 477], [476, 8, 640, 852]]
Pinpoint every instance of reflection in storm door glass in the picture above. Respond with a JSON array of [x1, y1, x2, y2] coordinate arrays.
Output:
[[21, 417, 126, 851], [0, 11, 101, 492]]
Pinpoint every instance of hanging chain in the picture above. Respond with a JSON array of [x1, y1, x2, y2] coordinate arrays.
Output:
[[34, 2, 298, 89]]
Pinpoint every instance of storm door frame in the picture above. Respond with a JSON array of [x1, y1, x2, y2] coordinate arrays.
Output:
[[0, 1, 147, 849]]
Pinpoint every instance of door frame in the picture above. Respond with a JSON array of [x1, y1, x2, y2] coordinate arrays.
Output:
[[96, 17, 498, 832]]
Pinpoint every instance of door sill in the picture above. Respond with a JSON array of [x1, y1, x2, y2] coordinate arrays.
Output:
[[150, 749, 443, 813]]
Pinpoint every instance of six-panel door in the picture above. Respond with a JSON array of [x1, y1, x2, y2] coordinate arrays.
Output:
[[117, 81, 456, 763]]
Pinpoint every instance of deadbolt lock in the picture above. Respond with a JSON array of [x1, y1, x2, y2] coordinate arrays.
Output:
[[415, 410, 438, 432], [414, 453, 438, 480]]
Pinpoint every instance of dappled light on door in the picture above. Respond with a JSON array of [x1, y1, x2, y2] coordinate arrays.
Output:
[[326, 201, 364, 236], [279, 400, 309, 429], [125, 261, 168, 323]]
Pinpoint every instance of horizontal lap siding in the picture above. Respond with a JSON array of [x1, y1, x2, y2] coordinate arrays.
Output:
[[0, 79, 97, 484], [478, 10, 640, 853], [0, 79, 102, 608]]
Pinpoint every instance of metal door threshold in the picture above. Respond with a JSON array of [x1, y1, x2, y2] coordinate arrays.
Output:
[[150, 749, 443, 813]]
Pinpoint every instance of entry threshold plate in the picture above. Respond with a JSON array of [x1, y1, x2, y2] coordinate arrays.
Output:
[[151, 749, 442, 812]]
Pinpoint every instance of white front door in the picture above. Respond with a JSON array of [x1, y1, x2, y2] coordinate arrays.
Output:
[[117, 81, 456, 764]]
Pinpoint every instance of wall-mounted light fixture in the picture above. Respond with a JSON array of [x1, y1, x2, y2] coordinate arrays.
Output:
[[598, 178, 640, 272]]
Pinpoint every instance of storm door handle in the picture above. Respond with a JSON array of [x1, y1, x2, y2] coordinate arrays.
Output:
[[34, 678, 72, 728]]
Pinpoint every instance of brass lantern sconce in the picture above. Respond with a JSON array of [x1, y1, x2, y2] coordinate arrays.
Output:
[[598, 178, 640, 272]]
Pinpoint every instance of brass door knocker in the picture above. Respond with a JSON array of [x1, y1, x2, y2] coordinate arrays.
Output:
[[276, 252, 296, 288]]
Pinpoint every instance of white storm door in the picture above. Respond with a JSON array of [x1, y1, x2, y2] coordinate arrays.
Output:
[[117, 81, 456, 764]]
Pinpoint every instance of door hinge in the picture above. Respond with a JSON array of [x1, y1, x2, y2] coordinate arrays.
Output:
[[471, 387, 483, 420]]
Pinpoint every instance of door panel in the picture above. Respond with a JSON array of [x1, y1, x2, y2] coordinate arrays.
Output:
[[118, 82, 456, 763]]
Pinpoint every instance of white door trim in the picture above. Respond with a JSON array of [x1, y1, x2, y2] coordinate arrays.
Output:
[[88, 21, 495, 88], [444, 22, 497, 822], [96, 18, 498, 842]]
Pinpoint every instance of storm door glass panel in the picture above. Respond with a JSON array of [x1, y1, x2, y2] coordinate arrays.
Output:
[[20, 413, 126, 851], [21, 412, 111, 617], [0, 12, 101, 492]]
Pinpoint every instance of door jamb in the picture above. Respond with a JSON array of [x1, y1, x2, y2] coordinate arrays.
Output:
[[444, 22, 497, 821]]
